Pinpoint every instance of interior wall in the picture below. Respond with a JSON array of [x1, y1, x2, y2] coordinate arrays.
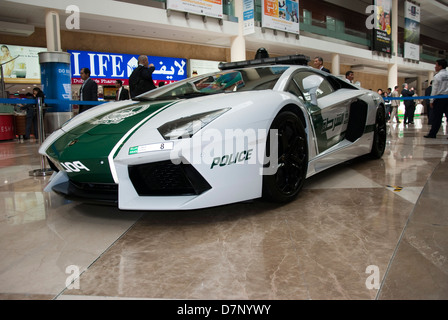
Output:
[[0, 27, 405, 92], [0, 27, 231, 62]]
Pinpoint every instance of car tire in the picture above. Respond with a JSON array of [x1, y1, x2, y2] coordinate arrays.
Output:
[[262, 111, 308, 203], [369, 107, 387, 159]]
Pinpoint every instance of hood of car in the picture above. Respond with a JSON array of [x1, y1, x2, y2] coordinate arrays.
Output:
[[45, 100, 179, 183], [67, 100, 179, 135]]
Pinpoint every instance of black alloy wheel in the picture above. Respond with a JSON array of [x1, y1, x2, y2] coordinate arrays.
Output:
[[369, 107, 387, 159], [262, 111, 308, 203]]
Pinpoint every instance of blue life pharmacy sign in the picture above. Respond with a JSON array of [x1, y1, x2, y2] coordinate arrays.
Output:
[[68, 50, 187, 86]]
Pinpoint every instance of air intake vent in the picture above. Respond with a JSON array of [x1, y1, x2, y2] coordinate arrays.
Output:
[[128, 161, 211, 196]]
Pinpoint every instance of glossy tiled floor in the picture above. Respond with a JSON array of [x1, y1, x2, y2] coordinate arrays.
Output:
[[0, 117, 447, 300]]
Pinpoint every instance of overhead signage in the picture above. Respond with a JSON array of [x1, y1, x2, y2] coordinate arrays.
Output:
[[167, 0, 223, 19], [68, 50, 187, 86], [261, 0, 300, 34], [372, 0, 392, 54], [189, 59, 221, 76], [0, 44, 46, 83], [243, 0, 255, 35], [404, 1, 420, 61]]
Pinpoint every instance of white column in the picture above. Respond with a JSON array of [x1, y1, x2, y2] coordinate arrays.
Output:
[[417, 75, 425, 95], [230, 0, 246, 62], [388, 0, 399, 89], [428, 71, 434, 83], [388, 63, 398, 89], [45, 10, 62, 52], [331, 53, 340, 76], [391, 0, 398, 58]]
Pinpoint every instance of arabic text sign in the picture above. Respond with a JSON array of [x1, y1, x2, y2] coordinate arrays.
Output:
[[68, 50, 187, 85], [167, 0, 223, 19], [262, 0, 300, 34]]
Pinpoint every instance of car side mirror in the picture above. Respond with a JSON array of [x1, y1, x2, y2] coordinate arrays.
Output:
[[302, 75, 323, 105]]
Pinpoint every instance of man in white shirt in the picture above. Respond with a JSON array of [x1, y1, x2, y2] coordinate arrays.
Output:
[[345, 71, 354, 83], [424, 59, 448, 138]]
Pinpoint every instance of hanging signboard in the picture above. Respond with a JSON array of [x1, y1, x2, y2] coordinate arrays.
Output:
[[167, 0, 223, 19], [68, 50, 187, 86], [189, 59, 221, 76], [261, 0, 300, 34], [243, 0, 255, 35], [404, 0, 420, 61], [372, 0, 392, 54], [0, 44, 46, 83]]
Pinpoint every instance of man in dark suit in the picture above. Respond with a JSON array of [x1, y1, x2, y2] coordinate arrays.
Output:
[[79, 67, 98, 113], [129, 55, 156, 98], [313, 56, 331, 73], [115, 80, 129, 100], [401, 83, 415, 125]]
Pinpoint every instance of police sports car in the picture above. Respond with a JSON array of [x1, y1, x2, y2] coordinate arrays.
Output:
[[39, 54, 386, 210]]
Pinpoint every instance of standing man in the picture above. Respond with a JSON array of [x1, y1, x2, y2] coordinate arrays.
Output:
[[401, 83, 415, 125], [21, 92, 37, 140], [129, 55, 156, 98], [313, 56, 331, 73], [79, 67, 98, 113], [115, 80, 129, 100], [384, 88, 392, 121], [424, 59, 448, 139], [345, 71, 354, 83], [424, 81, 433, 125], [389, 86, 401, 124]]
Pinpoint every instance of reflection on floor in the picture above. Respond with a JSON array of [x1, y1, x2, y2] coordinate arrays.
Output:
[[0, 118, 447, 300]]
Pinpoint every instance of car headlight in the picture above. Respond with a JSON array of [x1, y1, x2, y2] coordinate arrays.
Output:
[[158, 108, 230, 140]]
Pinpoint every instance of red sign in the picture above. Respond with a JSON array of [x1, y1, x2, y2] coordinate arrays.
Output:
[[0, 115, 15, 140], [72, 78, 129, 85]]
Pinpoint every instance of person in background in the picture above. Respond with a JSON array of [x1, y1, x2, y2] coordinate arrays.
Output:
[[401, 83, 415, 125], [115, 79, 129, 100], [129, 55, 156, 98], [424, 59, 448, 139], [389, 86, 401, 124], [384, 88, 392, 121], [21, 92, 37, 140], [424, 81, 433, 125], [345, 71, 354, 83], [313, 56, 331, 73], [79, 67, 98, 113]]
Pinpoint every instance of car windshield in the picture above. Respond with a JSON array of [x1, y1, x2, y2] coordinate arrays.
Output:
[[135, 66, 290, 101]]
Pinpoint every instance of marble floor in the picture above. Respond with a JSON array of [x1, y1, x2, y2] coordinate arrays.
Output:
[[0, 117, 447, 300]]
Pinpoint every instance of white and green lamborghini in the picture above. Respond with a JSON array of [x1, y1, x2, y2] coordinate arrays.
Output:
[[39, 55, 386, 210]]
